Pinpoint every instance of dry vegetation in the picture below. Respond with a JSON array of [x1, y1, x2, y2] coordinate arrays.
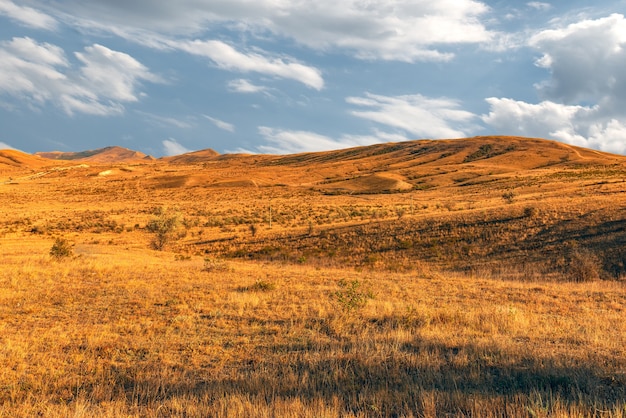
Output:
[[0, 136, 625, 416]]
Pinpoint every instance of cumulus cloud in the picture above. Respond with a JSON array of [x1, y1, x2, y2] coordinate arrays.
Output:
[[482, 14, 626, 155], [203, 115, 235, 132], [0, 37, 160, 116], [0, 0, 57, 30], [32, 0, 493, 62], [162, 138, 192, 156], [178, 40, 324, 90], [347, 93, 478, 139], [530, 14, 626, 107]]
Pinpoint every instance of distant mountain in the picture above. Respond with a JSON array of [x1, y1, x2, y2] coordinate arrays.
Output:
[[36, 146, 154, 163]]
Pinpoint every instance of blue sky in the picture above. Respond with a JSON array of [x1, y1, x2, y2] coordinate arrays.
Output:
[[1, 0, 626, 157]]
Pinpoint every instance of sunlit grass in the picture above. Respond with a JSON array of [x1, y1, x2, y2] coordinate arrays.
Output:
[[0, 240, 624, 417]]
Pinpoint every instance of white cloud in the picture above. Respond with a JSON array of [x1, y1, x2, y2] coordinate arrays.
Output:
[[75, 44, 161, 103], [203, 115, 235, 133], [483, 97, 589, 138], [228, 79, 268, 94], [552, 119, 626, 155], [0, 37, 160, 116], [162, 138, 192, 156], [136, 111, 193, 129], [0, 141, 17, 150], [347, 93, 479, 139], [178, 40, 324, 90], [257, 127, 382, 154], [482, 98, 626, 155], [0, 0, 57, 30], [480, 14, 626, 155], [31, 0, 494, 62], [527, 2, 552, 11]]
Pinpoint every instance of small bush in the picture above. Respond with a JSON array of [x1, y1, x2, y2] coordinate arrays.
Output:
[[524, 206, 539, 218], [237, 280, 276, 292], [568, 248, 602, 282], [50, 237, 73, 260], [502, 191, 516, 204], [146, 207, 180, 250], [333, 279, 373, 313], [202, 257, 230, 273]]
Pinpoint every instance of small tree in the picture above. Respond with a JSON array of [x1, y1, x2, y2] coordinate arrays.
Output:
[[146, 207, 180, 250]]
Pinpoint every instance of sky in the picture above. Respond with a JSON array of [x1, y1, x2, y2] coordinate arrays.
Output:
[[1, 1, 626, 157]]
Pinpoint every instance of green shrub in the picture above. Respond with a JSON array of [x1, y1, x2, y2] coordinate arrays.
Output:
[[50, 237, 73, 260], [333, 279, 373, 313], [146, 207, 180, 250]]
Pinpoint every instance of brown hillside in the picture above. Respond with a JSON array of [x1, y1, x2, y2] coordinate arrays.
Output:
[[36, 146, 153, 163]]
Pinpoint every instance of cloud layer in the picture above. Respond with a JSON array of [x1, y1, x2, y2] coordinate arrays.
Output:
[[40, 0, 494, 62], [0, 0, 57, 30]]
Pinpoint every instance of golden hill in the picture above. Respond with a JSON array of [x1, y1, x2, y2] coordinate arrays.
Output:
[[140, 136, 626, 191], [36, 146, 154, 164]]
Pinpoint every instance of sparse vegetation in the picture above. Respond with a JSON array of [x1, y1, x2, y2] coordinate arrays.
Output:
[[1, 136, 626, 416]]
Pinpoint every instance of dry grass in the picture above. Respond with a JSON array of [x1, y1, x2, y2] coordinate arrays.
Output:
[[0, 237, 625, 417], [1, 137, 626, 416]]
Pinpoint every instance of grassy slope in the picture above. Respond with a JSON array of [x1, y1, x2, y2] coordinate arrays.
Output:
[[0, 241, 625, 417], [1, 136, 625, 416]]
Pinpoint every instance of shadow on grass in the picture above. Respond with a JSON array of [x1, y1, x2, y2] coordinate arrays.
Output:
[[103, 335, 626, 416]]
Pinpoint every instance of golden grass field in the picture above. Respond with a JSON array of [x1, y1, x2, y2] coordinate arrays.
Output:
[[0, 136, 625, 417]]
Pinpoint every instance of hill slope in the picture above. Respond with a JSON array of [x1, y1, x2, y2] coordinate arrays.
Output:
[[149, 136, 625, 191], [36, 146, 154, 163], [0, 149, 57, 172]]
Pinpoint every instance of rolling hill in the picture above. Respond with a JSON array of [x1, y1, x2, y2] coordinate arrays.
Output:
[[35, 146, 154, 163]]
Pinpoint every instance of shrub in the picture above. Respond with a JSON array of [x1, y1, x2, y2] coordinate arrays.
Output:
[[502, 191, 516, 204], [202, 257, 230, 273], [568, 248, 602, 282], [50, 237, 73, 260], [333, 279, 373, 313], [146, 207, 180, 250], [237, 280, 276, 292], [524, 206, 539, 218]]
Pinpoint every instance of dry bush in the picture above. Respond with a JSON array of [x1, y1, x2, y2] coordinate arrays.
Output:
[[567, 247, 602, 282]]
